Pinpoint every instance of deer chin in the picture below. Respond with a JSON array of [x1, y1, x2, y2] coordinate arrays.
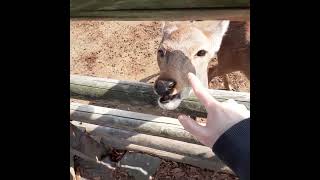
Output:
[[157, 87, 192, 110]]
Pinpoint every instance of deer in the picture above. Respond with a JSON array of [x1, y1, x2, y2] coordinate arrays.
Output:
[[153, 20, 250, 110]]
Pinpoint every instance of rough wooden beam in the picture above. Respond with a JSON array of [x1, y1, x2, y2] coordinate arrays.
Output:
[[71, 121, 231, 173], [102, 138, 232, 173], [70, 9, 249, 21], [70, 148, 116, 170], [70, 75, 250, 117], [70, 154, 76, 180], [70, 0, 249, 20], [70, 0, 250, 10], [70, 123, 110, 160], [71, 120, 214, 160], [70, 102, 200, 144]]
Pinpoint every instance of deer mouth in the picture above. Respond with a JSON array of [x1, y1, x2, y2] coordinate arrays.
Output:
[[157, 93, 182, 110], [159, 93, 181, 103]]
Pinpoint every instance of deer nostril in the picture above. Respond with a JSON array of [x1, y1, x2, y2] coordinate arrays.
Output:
[[155, 80, 176, 96]]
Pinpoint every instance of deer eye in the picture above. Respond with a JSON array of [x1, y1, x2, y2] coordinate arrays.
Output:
[[158, 49, 165, 57], [196, 50, 207, 57]]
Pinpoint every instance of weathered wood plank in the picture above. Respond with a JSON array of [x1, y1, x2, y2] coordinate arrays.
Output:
[[70, 9, 250, 21], [70, 102, 200, 144], [71, 102, 181, 125], [73, 156, 115, 180], [71, 121, 214, 160], [70, 123, 110, 160], [70, 155, 76, 180], [101, 138, 232, 173], [70, 75, 250, 117], [74, 122, 230, 173], [71, 123, 232, 173], [71, 148, 116, 170], [71, 0, 249, 11], [70, 0, 250, 20]]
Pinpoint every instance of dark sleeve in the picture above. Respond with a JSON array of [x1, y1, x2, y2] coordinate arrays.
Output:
[[212, 118, 250, 180]]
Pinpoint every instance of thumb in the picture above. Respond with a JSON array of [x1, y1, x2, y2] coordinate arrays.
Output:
[[178, 115, 206, 139]]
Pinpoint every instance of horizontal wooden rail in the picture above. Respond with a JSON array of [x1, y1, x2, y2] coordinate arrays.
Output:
[[70, 0, 250, 20], [71, 119, 231, 172], [70, 75, 250, 117], [71, 120, 212, 159], [71, 102, 199, 144]]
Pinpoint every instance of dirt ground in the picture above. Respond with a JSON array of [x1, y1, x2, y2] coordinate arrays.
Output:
[[70, 20, 249, 180]]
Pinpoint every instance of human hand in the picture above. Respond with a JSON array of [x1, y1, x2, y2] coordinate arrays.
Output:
[[178, 73, 250, 147]]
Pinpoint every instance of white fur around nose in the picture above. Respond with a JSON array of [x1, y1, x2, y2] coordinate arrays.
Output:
[[158, 98, 182, 110], [157, 87, 192, 110]]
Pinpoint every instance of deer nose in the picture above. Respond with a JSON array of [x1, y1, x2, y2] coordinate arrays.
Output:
[[154, 79, 176, 96]]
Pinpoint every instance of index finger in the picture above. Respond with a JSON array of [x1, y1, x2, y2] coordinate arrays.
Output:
[[188, 73, 219, 109]]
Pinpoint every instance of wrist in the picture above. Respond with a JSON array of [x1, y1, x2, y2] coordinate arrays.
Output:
[[211, 115, 246, 147]]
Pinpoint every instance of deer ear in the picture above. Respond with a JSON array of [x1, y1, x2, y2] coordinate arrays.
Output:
[[162, 21, 178, 37], [204, 20, 230, 52]]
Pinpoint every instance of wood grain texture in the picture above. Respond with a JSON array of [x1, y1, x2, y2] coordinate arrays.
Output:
[[70, 0, 250, 20], [70, 123, 110, 160], [71, 120, 232, 173], [70, 75, 250, 117], [71, 120, 212, 159], [102, 137, 232, 173], [70, 102, 199, 144]]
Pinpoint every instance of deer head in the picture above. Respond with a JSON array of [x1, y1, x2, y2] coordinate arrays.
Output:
[[154, 20, 230, 110]]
